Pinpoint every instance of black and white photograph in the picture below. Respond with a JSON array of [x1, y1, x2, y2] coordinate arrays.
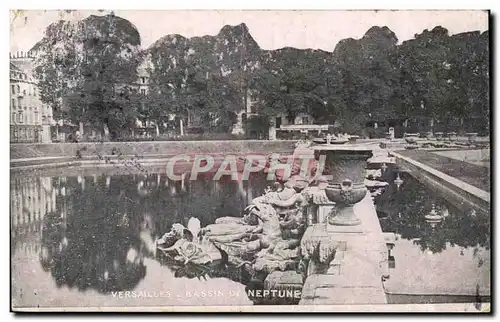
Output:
[[8, 9, 491, 313]]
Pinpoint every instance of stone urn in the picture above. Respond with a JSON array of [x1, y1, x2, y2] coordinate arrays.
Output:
[[313, 146, 373, 226]]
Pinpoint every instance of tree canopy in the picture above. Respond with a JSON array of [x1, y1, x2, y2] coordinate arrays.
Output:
[[33, 14, 143, 139], [31, 15, 490, 139]]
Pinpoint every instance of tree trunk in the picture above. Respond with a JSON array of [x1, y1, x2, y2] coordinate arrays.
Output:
[[180, 119, 184, 136]]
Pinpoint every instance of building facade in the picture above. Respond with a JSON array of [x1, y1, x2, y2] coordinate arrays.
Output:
[[10, 51, 52, 143]]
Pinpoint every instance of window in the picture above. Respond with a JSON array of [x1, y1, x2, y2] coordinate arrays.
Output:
[[11, 85, 15, 94], [11, 99, 15, 108], [141, 77, 146, 84], [16, 85, 20, 93], [34, 111, 39, 124], [11, 113, 16, 123], [18, 112, 23, 123], [302, 117, 309, 124], [23, 89, 26, 96], [140, 89, 146, 95]]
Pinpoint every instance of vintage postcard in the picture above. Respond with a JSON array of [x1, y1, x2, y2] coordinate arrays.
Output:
[[9, 9, 490, 313]]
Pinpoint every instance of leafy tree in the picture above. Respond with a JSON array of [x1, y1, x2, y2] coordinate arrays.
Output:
[[249, 48, 330, 124], [32, 14, 143, 140], [395, 27, 489, 134], [396, 27, 455, 132], [447, 31, 490, 133], [32, 16, 489, 139], [332, 27, 400, 134], [147, 23, 260, 134], [146, 34, 191, 134]]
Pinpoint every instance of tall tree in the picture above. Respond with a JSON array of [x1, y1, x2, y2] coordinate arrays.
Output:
[[396, 27, 454, 132], [447, 31, 490, 133], [147, 34, 191, 134], [249, 48, 330, 124], [332, 27, 400, 133], [32, 14, 143, 140], [147, 23, 260, 134]]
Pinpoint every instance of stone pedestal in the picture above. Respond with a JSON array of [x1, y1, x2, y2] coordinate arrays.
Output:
[[388, 127, 395, 140], [231, 111, 245, 135], [268, 125, 276, 140], [317, 205, 334, 225], [306, 186, 335, 225], [41, 125, 51, 143], [299, 193, 389, 305]]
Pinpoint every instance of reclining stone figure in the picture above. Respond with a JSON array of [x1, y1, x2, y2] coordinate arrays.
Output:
[[155, 175, 315, 279]]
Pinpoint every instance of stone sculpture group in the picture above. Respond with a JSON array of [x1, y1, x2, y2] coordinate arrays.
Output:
[[155, 143, 392, 287], [156, 174, 316, 280]]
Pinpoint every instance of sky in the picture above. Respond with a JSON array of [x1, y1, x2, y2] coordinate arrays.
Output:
[[9, 10, 489, 53]]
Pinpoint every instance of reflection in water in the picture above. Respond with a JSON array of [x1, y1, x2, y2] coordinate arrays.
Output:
[[11, 173, 268, 296], [374, 171, 490, 300], [375, 172, 490, 254], [11, 169, 490, 304], [39, 176, 148, 293]]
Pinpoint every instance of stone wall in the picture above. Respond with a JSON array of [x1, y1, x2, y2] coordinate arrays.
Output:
[[11, 140, 297, 160], [391, 151, 489, 214]]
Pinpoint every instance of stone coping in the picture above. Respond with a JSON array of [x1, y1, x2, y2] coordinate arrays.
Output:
[[312, 145, 374, 152], [384, 287, 490, 297], [10, 140, 297, 160], [390, 151, 489, 203], [9, 139, 296, 146]]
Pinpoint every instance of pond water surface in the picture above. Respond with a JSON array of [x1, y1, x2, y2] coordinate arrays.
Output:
[[11, 171, 268, 307], [11, 168, 490, 307], [375, 171, 490, 303]]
